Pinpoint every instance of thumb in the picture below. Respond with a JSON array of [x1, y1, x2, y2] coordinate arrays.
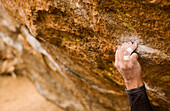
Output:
[[132, 42, 138, 50], [130, 53, 138, 63]]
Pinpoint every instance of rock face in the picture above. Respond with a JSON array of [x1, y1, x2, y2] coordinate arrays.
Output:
[[0, 0, 169, 111]]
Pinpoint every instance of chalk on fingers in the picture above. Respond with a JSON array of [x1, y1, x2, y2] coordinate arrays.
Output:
[[127, 48, 133, 54], [124, 55, 130, 61]]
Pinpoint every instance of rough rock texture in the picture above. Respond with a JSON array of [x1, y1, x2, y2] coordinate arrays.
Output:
[[0, 0, 169, 111]]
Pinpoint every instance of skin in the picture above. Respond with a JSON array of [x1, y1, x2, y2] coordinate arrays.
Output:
[[115, 42, 143, 90]]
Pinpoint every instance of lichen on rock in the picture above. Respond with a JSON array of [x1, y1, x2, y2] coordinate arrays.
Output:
[[0, 0, 169, 110]]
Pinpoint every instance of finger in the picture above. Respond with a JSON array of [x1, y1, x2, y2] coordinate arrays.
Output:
[[120, 42, 132, 55], [122, 42, 127, 46], [125, 42, 137, 55], [118, 45, 121, 50], [121, 42, 128, 51], [130, 53, 138, 63], [123, 51, 131, 69], [115, 45, 121, 60], [121, 42, 133, 53], [119, 48, 124, 62], [115, 46, 121, 66], [115, 50, 120, 63], [123, 51, 130, 62], [132, 42, 137, 50], [127, 42, 132, 45]]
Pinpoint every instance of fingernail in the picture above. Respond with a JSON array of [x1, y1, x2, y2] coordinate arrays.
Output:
[[128, 42, 131, 44], [123, 43, 127, 46], [133, 42, 137, 46]]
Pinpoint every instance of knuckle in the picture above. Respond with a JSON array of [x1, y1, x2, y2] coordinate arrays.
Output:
[[120, 65, 123, 69], [120, 65, 126, 70], [128, 64, 133, 69]]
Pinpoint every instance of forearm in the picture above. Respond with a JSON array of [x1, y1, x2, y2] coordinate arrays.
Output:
[[126, 85, 153, 111]]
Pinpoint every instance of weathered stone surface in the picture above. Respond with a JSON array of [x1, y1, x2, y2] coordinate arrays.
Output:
[[0, 0, 169, 110]]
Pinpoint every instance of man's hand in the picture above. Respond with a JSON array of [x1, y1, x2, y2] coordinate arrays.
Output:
[[115, 42, 143, 89]]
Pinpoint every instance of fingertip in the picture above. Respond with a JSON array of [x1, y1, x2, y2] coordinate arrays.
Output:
[[132, 53, 138, 58], [115, 49, 119, 54], [123, 42, 127, 46], [130, 53, 138, 62], [128, 42, 132, 45], [133, 42, 138, 49]]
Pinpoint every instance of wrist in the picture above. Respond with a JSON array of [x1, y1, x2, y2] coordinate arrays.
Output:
[[125, 79, 143, 90]]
